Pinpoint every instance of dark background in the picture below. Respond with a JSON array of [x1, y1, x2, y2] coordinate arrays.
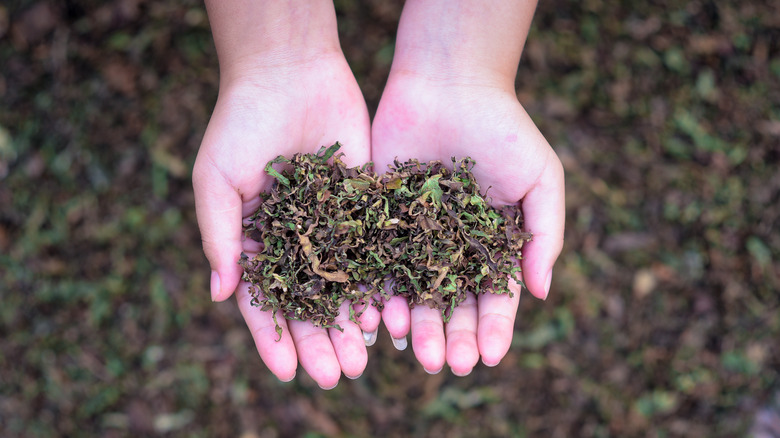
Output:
[[1, 0, 779, 436]]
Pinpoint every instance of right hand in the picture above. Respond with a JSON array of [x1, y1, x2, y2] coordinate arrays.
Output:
[[192, 53, 379, 389]]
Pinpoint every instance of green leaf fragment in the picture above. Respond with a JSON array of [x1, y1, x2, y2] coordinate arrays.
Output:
[[264, 157, 291, 187], [240, 143, 533, 337]]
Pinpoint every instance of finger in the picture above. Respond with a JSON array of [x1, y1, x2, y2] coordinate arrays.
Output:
[[193, 150, 244, 302], [288, 319, 341, 390], [381, 294, 411, 349], [478, 279, 522, 366], [329, 301, 368, 379], [352, 294, 382, 346], [241, 217, 264, 254], [520, 151, 565, 300], [445, 293, 479, 376], [410, 305, 446, 374], [236, 282, 298, 382]]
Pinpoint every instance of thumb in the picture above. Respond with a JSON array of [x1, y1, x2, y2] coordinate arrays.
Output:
[[193, 154, 244, 302], [520, 153, 565, 300]]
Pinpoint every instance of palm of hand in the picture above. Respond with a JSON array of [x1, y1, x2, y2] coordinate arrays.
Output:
[[193, 56, 379, 387], [371, 75, 565, 375]]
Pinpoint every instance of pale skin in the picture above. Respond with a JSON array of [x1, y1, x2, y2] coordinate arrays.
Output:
[[373, 0, 564, 376], [193, 0, 564, 386], [193, 1, 378, 389]]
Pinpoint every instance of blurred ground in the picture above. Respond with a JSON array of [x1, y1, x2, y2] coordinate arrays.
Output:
[[1, 0, 779, 437]]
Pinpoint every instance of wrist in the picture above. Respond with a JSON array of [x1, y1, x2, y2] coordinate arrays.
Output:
[[218, 50, 346, 91], [388, 46, 517, 91], [205, 0, 342, 85], [388, 0, 537, 90]]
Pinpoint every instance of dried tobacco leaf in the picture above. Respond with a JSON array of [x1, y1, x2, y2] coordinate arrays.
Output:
[[240, 143, 532, 336]]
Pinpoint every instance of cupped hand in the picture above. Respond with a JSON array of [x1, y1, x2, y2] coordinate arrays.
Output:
[[193, 55, 380, 388], [371, 72, 565, 375]]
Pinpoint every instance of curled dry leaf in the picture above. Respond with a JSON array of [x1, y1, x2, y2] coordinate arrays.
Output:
[[239, 143, 532, 336]]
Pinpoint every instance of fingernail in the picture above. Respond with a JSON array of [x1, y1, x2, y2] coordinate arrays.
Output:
[[453, 368, 472, 377], [424, 366, 443, 375], [482, 358, 499, 367], [279, 371, 296, 383], [543, 269, 553, 300], [210, 270, 221, 302], [346, 372, 363, 380], [318, 381, 338, 390], [391, 336, 408, 351], [363, 330, 378, 346]]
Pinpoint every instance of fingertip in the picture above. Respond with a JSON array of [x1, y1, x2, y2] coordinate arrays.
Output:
[[268, 332, 299, 379], [452, 367, 473, 377], [346, 353, 369, 379], [445, 293, 479, 377], [288, 321, 342, 391], [353, 299, 381, 333], [315, 368, 342, 391], [518, 200, 562, 300], [381, 295, 411, 339], [410, 306, 446, 374], [256, 328, 299, 381], [479, 342, 509, 368], [318, 379, 340, 390], [521, 252, 556, 301], [481, 357, 500, 368], [424, 366, 443, 375], [329, 302, 368, 380], [448, 355, 477, 377], [278, 369, 297, 383], [316, 370, 341, 391], [212, 263, 243, 302], [477, 290, 520, 366]]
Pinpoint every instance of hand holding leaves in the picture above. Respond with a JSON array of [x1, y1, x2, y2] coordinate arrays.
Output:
[[192, 54, 377, 388]]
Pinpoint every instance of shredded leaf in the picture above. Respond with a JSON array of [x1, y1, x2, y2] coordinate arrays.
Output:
[[239, 143, 533, 335]]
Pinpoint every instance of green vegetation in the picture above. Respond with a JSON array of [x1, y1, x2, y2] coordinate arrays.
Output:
[[242, 144, 530, 333]]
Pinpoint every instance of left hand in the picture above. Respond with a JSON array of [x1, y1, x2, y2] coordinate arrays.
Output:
[[371, 71, 565, 375]]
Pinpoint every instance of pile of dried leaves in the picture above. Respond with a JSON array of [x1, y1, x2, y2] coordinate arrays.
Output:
[[240, 143, 532, 334]]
